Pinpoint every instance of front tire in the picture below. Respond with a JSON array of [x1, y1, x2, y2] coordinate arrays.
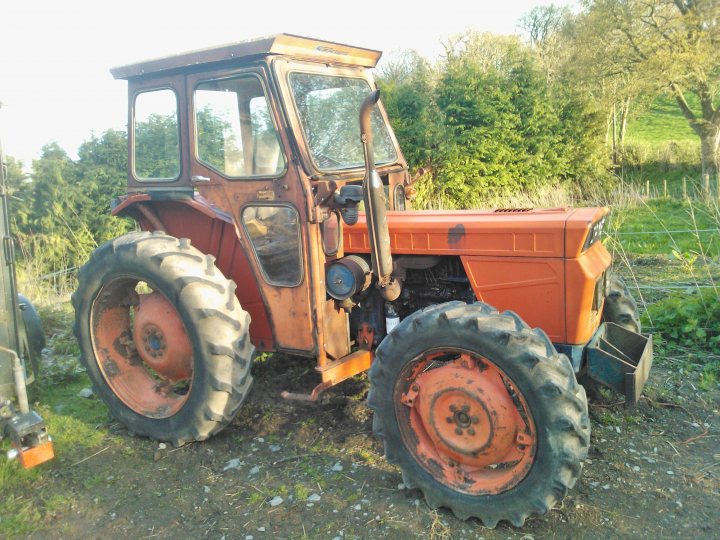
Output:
[[368, 302, 589, 528], [72, 231, 254, 446], [602, 275, 641, 333]]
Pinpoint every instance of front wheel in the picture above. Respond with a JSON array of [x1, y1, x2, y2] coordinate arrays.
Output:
[[368, 302, 589, 528], [602, 274, 641, 333], [72, 231, 254, 446]]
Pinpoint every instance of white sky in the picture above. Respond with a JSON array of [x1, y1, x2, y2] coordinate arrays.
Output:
[[0, 0, 576, 169]]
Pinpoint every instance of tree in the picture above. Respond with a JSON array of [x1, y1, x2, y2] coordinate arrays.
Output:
[[519, 4, 573, 83], [582, 0, 720, 190], [377, 31, 609, 208], [3, 155, 32, 228], [377, 51, 443, 169], [75, 129, 132, 243]]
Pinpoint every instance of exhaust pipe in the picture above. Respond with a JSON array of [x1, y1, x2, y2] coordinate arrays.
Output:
[[359, 91, 398, 299]]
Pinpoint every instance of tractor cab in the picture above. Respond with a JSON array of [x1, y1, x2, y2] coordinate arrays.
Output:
[[110, 34, 408, 364]]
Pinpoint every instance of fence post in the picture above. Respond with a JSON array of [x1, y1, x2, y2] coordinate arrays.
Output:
[[645, 180, 650, 199], [683, 177, 687, 199], [663, 179, 667, 198]]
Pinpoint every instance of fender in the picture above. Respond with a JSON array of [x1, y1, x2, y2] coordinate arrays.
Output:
[[112, 193, 276, 351]]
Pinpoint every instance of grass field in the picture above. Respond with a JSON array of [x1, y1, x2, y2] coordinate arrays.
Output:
[[621, 95, 703, 189], [609, 198, 720, 257], [626, 95, 699, 144]]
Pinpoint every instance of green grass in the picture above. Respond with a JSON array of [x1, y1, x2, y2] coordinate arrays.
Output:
[[610, 196, 719, 389], [621, 95, 703, 190], [0, 371, 110, 538], [627, 95, 699, 143], [609, 199, 720, 257]]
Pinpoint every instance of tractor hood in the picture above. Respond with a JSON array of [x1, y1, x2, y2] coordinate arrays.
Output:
[[343, 207, 609, 259]]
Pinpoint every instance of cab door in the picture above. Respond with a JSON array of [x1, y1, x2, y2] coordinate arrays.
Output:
[[185, 66, 315, 354]]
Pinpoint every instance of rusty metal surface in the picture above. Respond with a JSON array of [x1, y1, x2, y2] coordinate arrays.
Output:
[[111, 34, 383, 80], [317, 349, 373, 385], [92, 279, 192, 418], [282, 349, 374, 402], [357, 323, 374, 351], [132, 292, 192, 382], [4, 410, 54, 469], [395, 351, 536, 495], [323, 299, 350, 360]]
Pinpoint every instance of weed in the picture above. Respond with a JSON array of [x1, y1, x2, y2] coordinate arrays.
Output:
[[0, 495, 42, 537], [428, 510, 452, 540], [699, 365, 719, 390], [294, 483, 310, 501], [595, 410, 620, 426], [646, 289, 720, 349]]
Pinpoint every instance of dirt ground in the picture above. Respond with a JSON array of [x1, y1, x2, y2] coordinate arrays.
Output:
[[11, 342, 718, 540], [3, 256, 719, 538]]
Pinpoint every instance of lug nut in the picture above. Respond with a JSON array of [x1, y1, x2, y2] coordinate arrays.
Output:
[[468, 428, 476, 436], [455, 427, 463, 435], [471, 416, 479, 424], [461, 404, 469, 413], [450, 404, 457, 412], [446, 417, 453, 423]]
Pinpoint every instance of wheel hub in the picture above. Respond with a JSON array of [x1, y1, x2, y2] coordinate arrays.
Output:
[[399, 351, 537, 494], [132, 292, 192, 382]]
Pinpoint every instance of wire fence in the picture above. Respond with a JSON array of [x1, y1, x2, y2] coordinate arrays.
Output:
[[613, 228, 719, 235], [630, 176, 720, 201]]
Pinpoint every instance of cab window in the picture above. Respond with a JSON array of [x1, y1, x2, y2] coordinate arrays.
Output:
[[194, 76, 286, 178], [242, 205, 302, 287], [133, 88, 181, 181]]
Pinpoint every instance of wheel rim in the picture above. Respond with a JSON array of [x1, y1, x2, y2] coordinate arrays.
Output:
[[394, 349, 536, 495], [90, 277, 193, 418]]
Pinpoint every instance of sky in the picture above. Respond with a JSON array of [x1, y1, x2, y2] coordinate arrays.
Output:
[[0, 0, 577, 169]]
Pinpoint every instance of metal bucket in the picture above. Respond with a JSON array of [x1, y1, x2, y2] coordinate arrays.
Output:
[[586, 323, 653, 406]]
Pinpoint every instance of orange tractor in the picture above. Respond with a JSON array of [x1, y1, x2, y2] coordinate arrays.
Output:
[[73, 35, 652, 527]]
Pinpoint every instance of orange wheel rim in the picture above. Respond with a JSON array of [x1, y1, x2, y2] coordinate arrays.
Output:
[[394, 349, 536, 495], [91, 277, 193, 418]]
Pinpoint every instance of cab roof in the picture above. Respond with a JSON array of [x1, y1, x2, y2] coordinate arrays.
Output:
[[110, 34, 382, 80]]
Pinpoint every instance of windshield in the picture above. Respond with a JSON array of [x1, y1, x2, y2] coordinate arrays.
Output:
[[288, 73, 398, 171]]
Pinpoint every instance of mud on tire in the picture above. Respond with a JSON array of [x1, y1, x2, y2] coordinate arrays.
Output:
[[367, 301, 590, 528], [602, 275, 641, 333], [72, 231, 254, 446]]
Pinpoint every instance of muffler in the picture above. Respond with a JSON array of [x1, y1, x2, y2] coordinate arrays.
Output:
[[359, 90, 399, 300]]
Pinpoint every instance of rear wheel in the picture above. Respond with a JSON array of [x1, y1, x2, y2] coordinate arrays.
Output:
[[368, 302, 589, 527], [18, 293, 45, 379], [72, 231, 253, 446], [602, 275, 641, 333]]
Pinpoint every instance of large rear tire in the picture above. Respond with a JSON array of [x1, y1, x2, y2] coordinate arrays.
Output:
[[18, 293, 45, 379], [72, 231, 253, 446], [368, 302, 589, 528]]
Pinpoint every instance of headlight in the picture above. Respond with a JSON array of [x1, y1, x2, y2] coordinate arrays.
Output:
[[583, 216, 607, 251], [326, 256, 371, 300]]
